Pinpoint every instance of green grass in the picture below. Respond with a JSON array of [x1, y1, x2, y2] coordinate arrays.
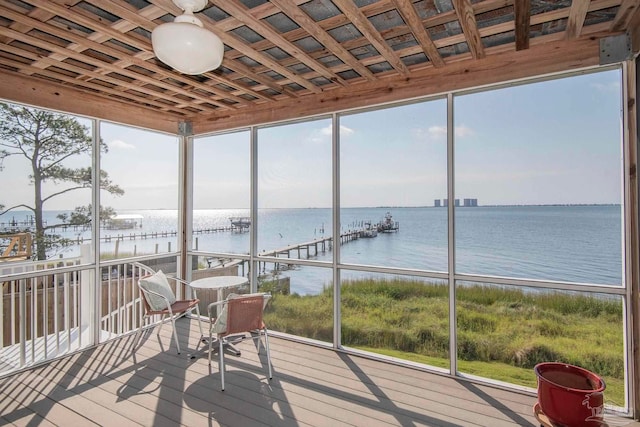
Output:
[[264, 278, 626, 407], [354, 346, 625, 407], [99, 251, 137, 260]]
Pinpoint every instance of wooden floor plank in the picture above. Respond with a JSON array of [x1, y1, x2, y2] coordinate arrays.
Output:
[[264, 343, 535, 420], [160, 326, 484, 425], [108, 333, 412, 427], [26, 335, 276, 427], [0, 386, 57, 427], [215, 334, 536, 426], [0, 316, 634, 427], [0, 372, 101, 426], [4, 368, 145, 426], [126, 320, 533, 425]]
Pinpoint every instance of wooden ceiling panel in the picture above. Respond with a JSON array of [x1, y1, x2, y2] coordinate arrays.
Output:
[[0, 0, 635, 134]]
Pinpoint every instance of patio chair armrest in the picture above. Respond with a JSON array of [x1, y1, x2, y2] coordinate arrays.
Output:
[[171, 277, 190, 286], [140, 287, 174, 313], [263, 293, 272, 308], [131, 262, 155, 276], [165, 276, 198, 300], [207, 300, 226, 319]]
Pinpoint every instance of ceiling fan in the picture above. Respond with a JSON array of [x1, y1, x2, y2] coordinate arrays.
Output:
[[151, 0, 224, 75]]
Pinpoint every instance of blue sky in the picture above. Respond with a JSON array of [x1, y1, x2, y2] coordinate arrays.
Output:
[[454, 71, 622, 205], [0, 68, 623, 211]]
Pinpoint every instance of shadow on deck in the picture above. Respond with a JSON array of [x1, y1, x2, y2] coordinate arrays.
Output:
[[0, 317, 636, 426]]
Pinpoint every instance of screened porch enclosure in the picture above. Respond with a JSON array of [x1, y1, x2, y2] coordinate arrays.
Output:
[[0, 0, 639, 424], [1, 65, 637, 418]]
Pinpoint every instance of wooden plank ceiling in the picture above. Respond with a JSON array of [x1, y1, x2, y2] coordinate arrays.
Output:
[[0, 0, 639, 134]]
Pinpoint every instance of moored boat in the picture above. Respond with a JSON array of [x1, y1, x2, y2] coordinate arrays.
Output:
[[360, 221, 378, 238], [229, 217, 251, 231], [103, 214, 143, 230], [378, 212, 399, 232]]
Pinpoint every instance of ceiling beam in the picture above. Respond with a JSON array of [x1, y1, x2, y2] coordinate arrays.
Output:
[[331, 0, 410, 75], [0, 24, 222, 113], [209, 0, 347, 86], [392, 0, 445, 67], [0, 43, 188, 114], [514, 0, 530, 51], [268, 0, 377, 80], [193, 37, 600, 134], [452, 0, 485, 59], [610, 0, 640, 32], [565, 0, 589, 40], [0, 71, 182, 133], [629, 6, 640, 55], [1, 1, 258, 109]]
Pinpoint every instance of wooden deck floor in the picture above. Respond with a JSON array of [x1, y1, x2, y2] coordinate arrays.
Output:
[[0, 317, 636, 427]]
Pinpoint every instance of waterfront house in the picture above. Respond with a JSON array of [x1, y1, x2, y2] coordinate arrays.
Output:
[[0, 1, 639, 425]]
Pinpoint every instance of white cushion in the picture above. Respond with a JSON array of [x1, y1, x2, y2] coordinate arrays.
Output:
[[211, 293, 235, 334], [139, 270, 176, 311]]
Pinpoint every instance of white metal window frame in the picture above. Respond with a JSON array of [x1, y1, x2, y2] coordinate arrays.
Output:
[[186, 64, 634, 415]]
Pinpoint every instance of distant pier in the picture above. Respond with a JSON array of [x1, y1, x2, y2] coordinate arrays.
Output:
[[2, 223, 380, 246], [0, 216, 48, 233], [256, 221, 398, 273], [1, 216, 398, 268]]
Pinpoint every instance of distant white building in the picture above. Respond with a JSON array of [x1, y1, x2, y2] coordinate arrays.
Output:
[[441, 198, 478, 207]]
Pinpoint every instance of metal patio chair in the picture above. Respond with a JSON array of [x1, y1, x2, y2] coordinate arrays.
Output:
[[134, 263, 203, 354], [208, 292, 272, 390]]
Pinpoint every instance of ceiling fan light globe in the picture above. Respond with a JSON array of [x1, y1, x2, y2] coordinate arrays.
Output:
[[152, 21, 224, 75]]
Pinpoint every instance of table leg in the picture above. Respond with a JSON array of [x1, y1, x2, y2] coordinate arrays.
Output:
[[188, 283, 245, 359], [222, 335, 244, 355], [189, 312, 242, 358]]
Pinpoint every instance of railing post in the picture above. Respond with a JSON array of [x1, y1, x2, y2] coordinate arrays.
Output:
[[80, 244, 93, 346], [19, 279, 26, 367]]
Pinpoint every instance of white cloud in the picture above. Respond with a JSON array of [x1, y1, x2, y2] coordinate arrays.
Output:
[[455, 125, 474, 138], [340, 125, 354, 136], [109, 139, 136, 150], [413, 125, 474, 140], [320, 124, 354, 137], [410, 126, 441, 140], [591, 81, 620, 94], [428, 126, 447, 139]]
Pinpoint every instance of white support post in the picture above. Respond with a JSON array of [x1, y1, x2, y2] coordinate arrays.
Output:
[[80, 244, 93, 345]]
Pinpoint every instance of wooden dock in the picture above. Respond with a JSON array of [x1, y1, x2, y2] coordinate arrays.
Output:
[[262, 238, 329, 258], [256, 229, 366, 273], [3, 215, 392, 246], [1, 219, 389, 268], [60, 226, 239, 245], [30, 222, 373, 249], [261, 229, 367, 258]]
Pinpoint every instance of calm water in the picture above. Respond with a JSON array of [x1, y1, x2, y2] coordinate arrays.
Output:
[[1, 206, 623, 293]]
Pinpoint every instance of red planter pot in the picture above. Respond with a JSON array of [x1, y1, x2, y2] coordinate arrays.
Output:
[[534, 362, 606, 427]]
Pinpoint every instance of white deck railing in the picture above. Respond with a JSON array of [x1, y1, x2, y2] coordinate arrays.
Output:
[[0, 255, 176, 376], [0, 255, 82, 276]]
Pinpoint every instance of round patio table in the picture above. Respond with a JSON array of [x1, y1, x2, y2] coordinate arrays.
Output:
[[188, 275, 249, 357]]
